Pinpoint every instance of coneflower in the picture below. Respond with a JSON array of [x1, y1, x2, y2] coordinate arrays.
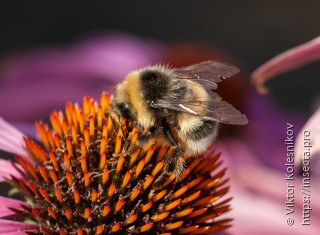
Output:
[[0, 91, 231, 235]]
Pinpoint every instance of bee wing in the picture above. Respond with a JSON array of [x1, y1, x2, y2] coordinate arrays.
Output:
[[174, 61, 240, 90], [150, 98, 248, 125]]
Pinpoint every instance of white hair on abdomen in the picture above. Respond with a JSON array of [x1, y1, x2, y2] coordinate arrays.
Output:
[[184, 128, 218, 155]]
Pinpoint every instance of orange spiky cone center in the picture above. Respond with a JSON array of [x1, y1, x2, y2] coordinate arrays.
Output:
[[8, 91, 232, 234]]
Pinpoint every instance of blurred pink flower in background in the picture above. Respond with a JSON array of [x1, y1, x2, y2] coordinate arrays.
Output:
[[252, 35, 320, 176], [0, 32, 163, 123], [0, 32, 319, 234]]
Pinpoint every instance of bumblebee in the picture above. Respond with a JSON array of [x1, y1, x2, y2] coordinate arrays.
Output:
[[111, 61, 248, 188]]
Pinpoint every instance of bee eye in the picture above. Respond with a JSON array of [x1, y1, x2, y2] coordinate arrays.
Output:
[[117, 103, 133, 119]]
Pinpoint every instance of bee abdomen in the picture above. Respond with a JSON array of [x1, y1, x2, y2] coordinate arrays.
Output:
[[179, 120, 218, 155]]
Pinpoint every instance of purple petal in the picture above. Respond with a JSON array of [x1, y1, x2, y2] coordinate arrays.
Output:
[[0, 220, 37, 233], [215, 140, 320, 235], [251, 36, 320, 94], [0, 196, 27, 218], [0, 117, 29, 159], [0, 159, 23, 182]]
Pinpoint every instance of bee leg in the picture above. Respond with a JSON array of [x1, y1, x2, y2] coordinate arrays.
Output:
[[152, 147, 184, 190], [125, 127, 157, 155]]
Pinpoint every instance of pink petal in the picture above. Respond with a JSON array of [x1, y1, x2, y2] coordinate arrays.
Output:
[[215, 139, 320, 235], [0, 159, 23, 182], [0, 196, 27, 218], [0, 220, 37, 234], [251, 36, 320, 94], [295, 107, 320, 173], [0, 117, 30, 159]]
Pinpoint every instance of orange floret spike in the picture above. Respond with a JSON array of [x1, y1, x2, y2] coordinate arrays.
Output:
[[35, 121, 50, 149], [102, 168, 109, 185], [84, 172, 90, 187], [79, 111, 85, 133], [28, 182, 39, 196], [61, 119, 69, 137], [143, 175, 154, 190], [81, 156, 87, 173], [102, 123, 108, 140], [53, 134, 62, 149], [96, 225, 104, 235], [174, 208, 194, 218], [77, 229, 83, 235], [100, 136, 107, 155], [171, 185, 189, 200], [115, 197, 124, 212], [126, 214, 138, 224], [165, 221, 184, 231], [111, 223, 121, 233], [129, 148, 140, 166], [38, 165, 49, 183], [59, 230, 66, 235], [114, 135, 122, 155], [129, 128, 139, 146], [187, 208, 208, 219], [182, 191, 201, 205], [130, 187, 141, 202], [63, 152, 71, 170], [152, 189, 167, 202], [55, 187, 63, 203], [65, 209, 72, 221], [97, 106, 103, 129], [108, 183, 115, 198], [122, 170, 131, 188], [49, 169, 58, 184], [156, 145, 169, 162], [135, 158, 145, 179], [141, 201, 152, 213], [66, 138, 73, 158], [177, 225, 199, 234], [49, 152, 59, 169], [140, 223, 153, 233], [80, 140, 86, 158], [26, 162, 39, 181], [116, 154, 124, 173], [50, 113, 63, 138], [188, 176, 203, 189], [89, 115, 95, 138], [152, 212, 169, 222], [89, 101, 96, 120], [100, 91, 109, 113], [66, 171, 73, 187], [102, 205, 110, 217], [65, 102, 73, 125], [39, 188, 51, 203], [83, 96, 91, 116], [47, 131, 56, 150], [145, 144, 155, 164], [91, 189, 98, 203], [71, 125, 78, 145], [83, 128, 90, 146], [74, 190, 80, 204], [162, 174, 176, 188], [38, 147, 47, 162], [48, 207, 57, 220], [164, 199, 181, 211]]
